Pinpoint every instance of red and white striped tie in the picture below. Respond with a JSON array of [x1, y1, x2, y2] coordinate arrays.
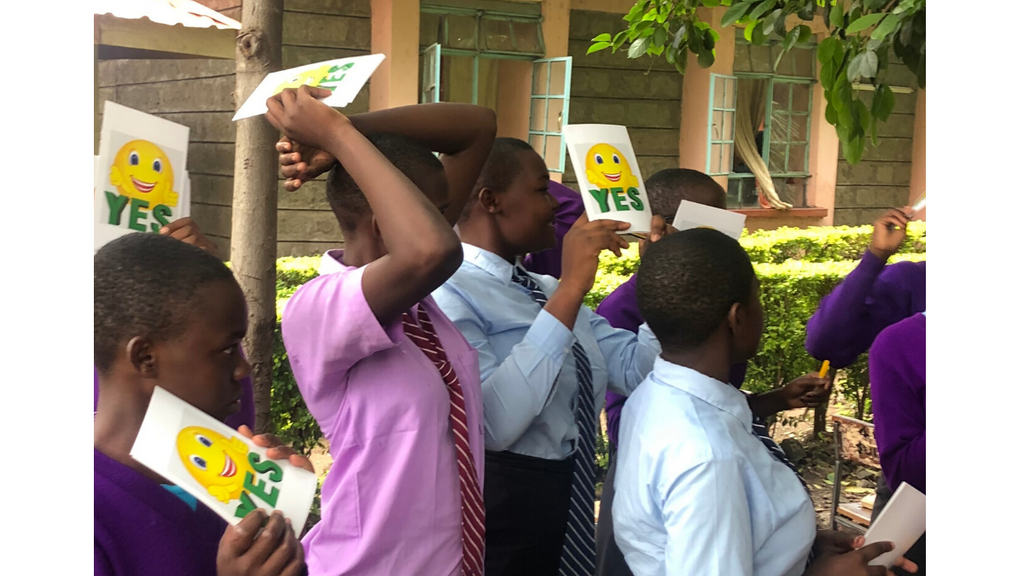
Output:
[[402, 304, 485, 576]]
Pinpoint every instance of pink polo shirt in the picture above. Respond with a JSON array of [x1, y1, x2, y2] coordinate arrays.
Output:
[[281, 251, 485, 576]]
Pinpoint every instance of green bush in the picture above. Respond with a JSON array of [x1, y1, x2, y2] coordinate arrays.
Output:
[[741, 221, 926, 264]]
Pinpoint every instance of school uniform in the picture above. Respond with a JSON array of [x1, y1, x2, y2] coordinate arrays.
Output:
[[613, 360, 816, 576], [433, 243, 660, 576], [95, 448, 224, 576], [281, 250, 486, 576], [869, 312, 926, 575], [93, 369, 255, 431]]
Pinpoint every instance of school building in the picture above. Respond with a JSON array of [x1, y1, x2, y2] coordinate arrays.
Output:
[[95, 0, 925, 259]]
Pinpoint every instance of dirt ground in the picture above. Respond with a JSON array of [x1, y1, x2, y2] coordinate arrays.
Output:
[[306, 397, 876, 531]]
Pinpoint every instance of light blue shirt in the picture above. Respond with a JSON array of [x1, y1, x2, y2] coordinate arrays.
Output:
[[432, 243, 660, 459], [613, 358, 816, 576]]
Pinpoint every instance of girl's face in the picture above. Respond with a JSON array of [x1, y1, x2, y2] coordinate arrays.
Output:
[[496, 150, 559, 256], [151, 280, 251, 422]]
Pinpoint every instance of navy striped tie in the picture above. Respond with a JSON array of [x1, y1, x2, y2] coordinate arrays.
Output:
[[511, 267, 597, 576]]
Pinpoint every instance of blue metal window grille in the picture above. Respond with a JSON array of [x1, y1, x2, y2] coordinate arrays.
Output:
[[528, 58, 572, 173], [706, 74, 737, 176]]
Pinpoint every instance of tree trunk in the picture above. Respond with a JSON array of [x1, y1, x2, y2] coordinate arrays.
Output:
[[813, 369, 837, 436], [231, 0, 283, 433]]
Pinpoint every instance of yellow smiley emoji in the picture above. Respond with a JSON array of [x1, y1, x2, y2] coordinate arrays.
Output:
[[108, 140, 178, 209], [176, 426, 256, 504], [274, 64, 333, 94], [585, 143, 640, 190]]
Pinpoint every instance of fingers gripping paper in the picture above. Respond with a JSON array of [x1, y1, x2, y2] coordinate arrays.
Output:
[[233, 54, 386, 121], [564, 124, 653, 234], [131, 387, 318, 529]]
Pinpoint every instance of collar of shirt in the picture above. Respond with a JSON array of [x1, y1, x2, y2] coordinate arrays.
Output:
[[650, 358, 753, 432], [318, 249, 347, 276], [461, 243, 525, 286]]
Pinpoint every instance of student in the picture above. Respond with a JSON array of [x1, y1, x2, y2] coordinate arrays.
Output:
[[94, 233, 311, 576], [805, 207, 925, 368], [93, 217, 256, 431], [521, 180, 585, 278], [593, 169, 828, 576], [869, 312, 926, 575], [432, 137, 664, 576], [613, 229, 917, 576], [270, 86, 496, 576]]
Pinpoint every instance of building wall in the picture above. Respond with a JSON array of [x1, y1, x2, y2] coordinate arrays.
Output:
[[832, 60, 920, 226], [561, 9, 683, 190], [98, 0, 371, 259]]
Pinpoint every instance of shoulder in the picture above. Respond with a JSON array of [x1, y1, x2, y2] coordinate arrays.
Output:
[[872, 313, 925, 350], [623, 380, 718, 465]]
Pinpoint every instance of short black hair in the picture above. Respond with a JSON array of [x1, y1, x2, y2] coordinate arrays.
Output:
[[637, 228, 755, 350], [645, 168, 726, 217], [326, 133, 444, 230], [461, 137, 538, 221], [94, 233, 237, 373]]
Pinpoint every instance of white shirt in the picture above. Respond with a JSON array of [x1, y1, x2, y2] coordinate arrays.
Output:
[[613, 358, 816, 576], [432, 243, 660, 459]]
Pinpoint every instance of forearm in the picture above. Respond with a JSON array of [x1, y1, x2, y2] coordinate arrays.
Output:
[[747, 390, 789, 419], [805, 251, 887, 366], [543, 282, 589, 330], [349, 103, 495, 155]]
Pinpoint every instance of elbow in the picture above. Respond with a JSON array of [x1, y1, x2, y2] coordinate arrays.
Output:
[[404, 231, 463, 284]]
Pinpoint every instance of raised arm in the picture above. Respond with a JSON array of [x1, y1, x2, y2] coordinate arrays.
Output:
[[267, 86, 462, 325], [279, 103, 496, 226]]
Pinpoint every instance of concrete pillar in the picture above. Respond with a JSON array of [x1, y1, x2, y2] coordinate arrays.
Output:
[[370, 0, 420, 110]]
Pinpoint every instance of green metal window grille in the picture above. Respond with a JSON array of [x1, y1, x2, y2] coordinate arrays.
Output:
[[528, 58, 572, 173], [706, 74, 737, 176]]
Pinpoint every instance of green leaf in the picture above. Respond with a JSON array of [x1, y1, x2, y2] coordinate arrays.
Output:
[[744, 20, 758, 42], [674, 54, 688, 76], [854, 99, 870, 132], [702, 0, 719, 7], [709, 29, 721, 42], [628, 36, 651, 58], [698, 49, 716, 68], [763, 9, 783, 35], [654, 26, 668, 47], [825, 101, 838, 125], [751, 24, 768, 45], [817, 36, 838, 64], [588, 41, 612, 54], [783, 27, 800, 52], [625, 3, 645, 22], [673, 24, 688, 49], [869, 117, 878, 146], [749, 1, 775, 21], [688, 28, 704, 53], [820, 59, 835, 91], [846, 50, 877, 82], [721, 1, 752, 27], [846, 13, 885, 34], [642, 9, 659, 21], [703, 31, 716, 51], [870, 14, 900, 40], [797, 24, 812, 44], [830, 0, 845, 27], [592, 33, 612, 43], [871, 84, 896, 121], [666, 47, 677, 64]]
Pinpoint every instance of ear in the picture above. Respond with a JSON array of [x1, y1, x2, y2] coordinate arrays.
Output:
[[127, 336, 158, 379], [726, 301, 743, 337], [478, 187, 502, 215]]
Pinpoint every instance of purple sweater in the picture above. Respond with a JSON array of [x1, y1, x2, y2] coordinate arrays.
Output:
[[94, 369, 255, 431], [595, 275, 747, 448], [521, 181, 585, 279], [95, 448, 225, 576], [869, 313, 926, 494], [805, 251, 926, 368]]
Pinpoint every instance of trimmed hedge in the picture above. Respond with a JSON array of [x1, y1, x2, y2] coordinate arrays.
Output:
[[267, 224, 926, 454]]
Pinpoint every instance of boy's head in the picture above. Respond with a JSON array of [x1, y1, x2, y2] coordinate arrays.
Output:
[[461, 137, 557, 255], [326, 133, 448, 232], [637, 228, 762, 363], [95, 233, 250, 422], [645, 168, 726, 218]]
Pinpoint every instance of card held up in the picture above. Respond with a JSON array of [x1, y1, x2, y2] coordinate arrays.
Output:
[[233, 54, 386, 121], [131, 387, 318, 529], [672, 199, 747, 240], [564, 124, 653, 234]]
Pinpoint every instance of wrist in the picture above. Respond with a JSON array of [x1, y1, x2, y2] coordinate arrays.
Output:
[[868, 245, 894, 261], [556, 276, 592, 301], [322, 119, 359, 158]]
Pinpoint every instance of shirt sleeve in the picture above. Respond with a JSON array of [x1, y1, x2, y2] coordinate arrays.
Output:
[[869, 324, 926, 494], [805, 251, 912, 367], [590, 310, 661, 396], [662, 459, 754, 576], [281, 266, 403, 410], [433, 285, 575, 451], [94, 542, 115, 576]]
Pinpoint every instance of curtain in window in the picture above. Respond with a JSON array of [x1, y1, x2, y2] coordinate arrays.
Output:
[[735, 78, 792, 210]]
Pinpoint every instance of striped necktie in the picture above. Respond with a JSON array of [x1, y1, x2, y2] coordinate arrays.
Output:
[[750, 416, 806, 488], [510, 267, 597, 576], [402, 304, 485, 576]]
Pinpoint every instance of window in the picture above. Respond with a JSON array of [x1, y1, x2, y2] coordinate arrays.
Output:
[[418, 2, 572, 173], [709, 32, 816, 209]]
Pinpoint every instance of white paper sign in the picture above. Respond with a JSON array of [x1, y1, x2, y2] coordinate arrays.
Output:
[[95, 102, 191, 250], [672, 199, 747, 240], [131, 387, 318, 529], [233, 54, 386, 121], [564, 124, 653, 234], [863, 482, 925, 567]]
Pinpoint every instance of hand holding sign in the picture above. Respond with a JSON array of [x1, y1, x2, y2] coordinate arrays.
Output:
[[217, 509, 306, 576], [266, 86, 349, 153], [561, 212, 631, 296]]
